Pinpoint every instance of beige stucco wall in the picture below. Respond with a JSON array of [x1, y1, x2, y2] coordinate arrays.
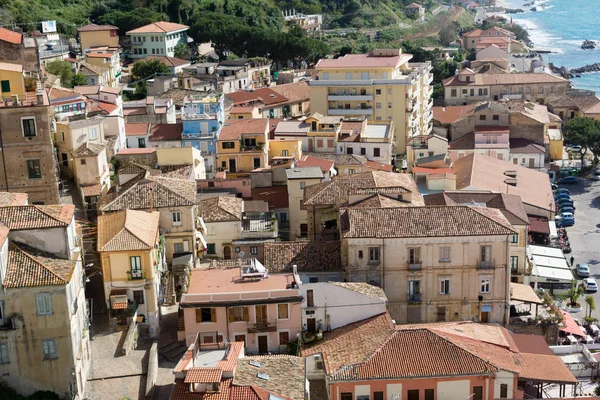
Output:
[[204, 220, 241, 258], [288, 177, 321, 239]]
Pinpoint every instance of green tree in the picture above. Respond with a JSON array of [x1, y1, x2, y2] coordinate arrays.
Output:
[[586, 295, 596, 318], [70, 73, 88, 88], [439, 25, 458, 46], [564, 116, 600, 165], [45, 60, 73, 87], [131, 59, 171, 81], [173, 43, 190, 60]]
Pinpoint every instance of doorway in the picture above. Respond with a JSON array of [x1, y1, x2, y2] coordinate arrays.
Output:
[[255, 305, 267, 326], [228, 159, 236, 173], [223, 246, 231, 259], [307, 318, 316, 333], [481, 311, 490, 323], [234, 334, 246, 346], [258, 335, 268, 354]]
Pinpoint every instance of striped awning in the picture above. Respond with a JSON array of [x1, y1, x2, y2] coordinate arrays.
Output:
[[112, 302, 127, 310]]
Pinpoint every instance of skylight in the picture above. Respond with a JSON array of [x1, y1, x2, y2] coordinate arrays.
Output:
[[250, 360, 261, 368], [257, 373, 270, 380]]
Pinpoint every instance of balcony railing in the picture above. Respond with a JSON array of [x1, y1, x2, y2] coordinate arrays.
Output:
[[408, 262, 422, 271], [511, 267, 520, 275], [327, 94, 373, 101], [328, 108, 373, 116], [408, 293, 422, 303], [248, 320, 277, 333], [127, 270, 145, 280], [477, 260, 495, 270]]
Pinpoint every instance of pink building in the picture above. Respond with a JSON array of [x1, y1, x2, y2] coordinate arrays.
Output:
[[303, 313, 576, 400], [179, 260, 303, 354], [449, 126, 510, 162]]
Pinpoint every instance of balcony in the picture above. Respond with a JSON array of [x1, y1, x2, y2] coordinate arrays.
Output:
[[511, 267, 520, 275], [410, 136, 428, 149], [182, 111, 217, 120], [248, 320, 277, 333], [241, 213, 278, 239], [327, 94, 373, 101], [328, 108, 373, 116], [408, 293, 422, 303], [127, 270, 145, 280], [408, 262, 422, 271], [477, 260, 495, 270], [240, 144, 265, 152]]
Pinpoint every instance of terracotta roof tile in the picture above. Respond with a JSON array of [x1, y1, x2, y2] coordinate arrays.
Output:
[[329, 282, 387, 301], [303, 153, 366, 166], [0, 27, 22, 45], [510, 138, 546, 154], [226, 89, 288, 107], [71, 142, 107, 157], [198, 196, 242, 222], [146, 55, 190, 67], [263, 241, 341, 272], [97, 209, 160, 252], [159, 165, 192, 180], [171, 377, 232, 400], [0, 193, 28, 207], [127, 21, 189, 34], [296, 156, 334, 173], [81, 184, 102, 197], [125, 123, 149, 136], [342, 206, 516, 238], [219, 119, 268, 141], [77, 23, 118, 32], [364, 160, 393, 172], [302, 313, 395, 375], [0, 205, 74, 230], [149, 123, 182, 142], [346, 194, 410, 209], [216, 341, 245, 372], [443, 71, 567, 87], [269, 81, 310, 104], [185, 368, 223, 383], [4, 243, 76, 288], [233, 356, 305, 400]]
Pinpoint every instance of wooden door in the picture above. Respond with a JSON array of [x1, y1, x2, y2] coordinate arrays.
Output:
[[258, 335, 268, 354], [223, 246, 231, 260], [307, 318, 316, 333], [529, 158, 535, 168], [481, 311, 490, 323], [234, 334, 246, 346], [255, 305, 267, 325]]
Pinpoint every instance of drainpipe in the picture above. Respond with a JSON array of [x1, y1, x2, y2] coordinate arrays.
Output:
[[225, 306, 230, 343], [504, 235, 511, 327], [380, 239, 385, 290], [0, 121, 8, 192]]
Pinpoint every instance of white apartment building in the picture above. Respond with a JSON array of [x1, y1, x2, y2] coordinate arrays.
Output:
[[126, 21, 189, 59]]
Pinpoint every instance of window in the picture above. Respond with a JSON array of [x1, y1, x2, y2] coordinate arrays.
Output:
[[368, 247, 380, 263], [174, 243, 184, 253], [0, 343, 8, 363], [133, 290, 145, 305], [299, 199, 305, 210], [492, 114, 499, 121], [360, 147, 366, 155], [424, 390, 434, 400], [376, 103, 381, 109], [129, 256, 142, 278], [500, 384, 508, 398], [300, 181, 305, 189], [138, 138, 146, 148], [407, 390, 419, 400], [229, 306, 248, 322], [36, 293, 52, 315], [451, 89, 457, 97], [376, 89, 381, 95], [551, 86, 556, 93], [440, 278, 450, 294], [250, 246, 258, 255], [279, 331, 289, 346], [347, 169, 356, 175], [373, 148, 380, 157], [80, 158, 87, 166], [479, 115, 486, 121], [440, 246, 450, 261], [281, 150, 289, 157], [26, 159, 41, 179], [473, 386, 483, 400], [409, 248, 421, 264], [22, 118, 36, 137], [0, 80, 9, 92], [151, 36, 155, 42], [196, 308, 216, 323], [222, 142, 235, 149], [358, 250, 363, 259], [470, 89, 474, 96], [341, 393, 352, 400], [307, 290, 314, 307], [388, 102, 392, 109], [511, 234, 518, 243], [172, 211, 182, 226], [480, 278, 491, 293], [511, 256, 519, 272], [309, 277, 318, 283], [538, 87, 544, 94], [480, 245, 491, 262], [207, 244, 216, 254], [277, 304, 289, 319], [152, 48, 155, 54], [373, 393, 383, 400], [89, 127, 98, 139], [42, 339, 57, 360]]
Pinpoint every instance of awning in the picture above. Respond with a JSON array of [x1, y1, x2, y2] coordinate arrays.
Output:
[[528, 215, 550, 235], [196, 231, 207, 249], [510, 282, 543, 305], [560, 310, 587, 337], [112, 302, 127, 310], [482, 305, 492, 312], [197, 216, 207, 233], [549, 220, 558, 239]]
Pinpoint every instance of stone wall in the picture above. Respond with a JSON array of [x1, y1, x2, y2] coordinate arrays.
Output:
[[509, 113, 546, 145], [508, 321, 559, 345]]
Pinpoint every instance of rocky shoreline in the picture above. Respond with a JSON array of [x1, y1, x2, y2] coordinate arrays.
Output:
[[548, 62, 600, 79]]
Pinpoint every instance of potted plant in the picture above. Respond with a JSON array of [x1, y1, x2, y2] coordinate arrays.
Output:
[[559, 281, 584, 312]]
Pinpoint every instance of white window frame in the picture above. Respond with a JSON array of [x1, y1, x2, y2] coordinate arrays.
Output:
[[440, 246, 451, 262], [41, 338, 57, 360], [250, 246, 258, 255], [0, 342, 8, 363], [36, 293, 52, 315], [480, 278, 491, 294], [172, 211, 182, 226], [440, 278, 450, 295], [21, 116, 37, 138], [89, 127, 98, 140], [368, 247, 380, 263]]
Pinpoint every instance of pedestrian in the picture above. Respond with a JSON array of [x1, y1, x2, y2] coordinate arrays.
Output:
[[570, 256, 575, 266]]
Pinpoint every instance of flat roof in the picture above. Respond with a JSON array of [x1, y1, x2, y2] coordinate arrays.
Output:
[[363, 124, 390, 139], [186, 267, 296, 295]]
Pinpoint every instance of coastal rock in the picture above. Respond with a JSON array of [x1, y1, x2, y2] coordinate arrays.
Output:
[[581, 40, 596, 50], [504, 8, 524, 13]]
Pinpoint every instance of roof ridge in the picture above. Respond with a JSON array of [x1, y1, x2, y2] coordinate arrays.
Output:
[[468, 206, 516, 233], [11, 242, 68, 284], [33, 205, 72, 225]]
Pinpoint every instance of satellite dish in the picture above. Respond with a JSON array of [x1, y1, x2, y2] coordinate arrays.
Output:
[[239, 251, 245, 258]]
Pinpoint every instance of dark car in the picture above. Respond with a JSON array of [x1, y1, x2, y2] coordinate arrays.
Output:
[[559, 176, 578, 184]]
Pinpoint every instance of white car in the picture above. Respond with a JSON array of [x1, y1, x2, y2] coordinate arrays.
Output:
[[584, 278, 598, 292], [569, 145, 582, 152]]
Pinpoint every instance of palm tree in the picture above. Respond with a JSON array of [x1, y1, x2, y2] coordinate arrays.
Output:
[[586, 295, 596, 318], [558, 281, 584, 307]]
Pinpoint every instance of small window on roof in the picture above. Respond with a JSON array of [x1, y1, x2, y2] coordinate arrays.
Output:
[[250, 360, 261, 367], [257, 373, 269, 380]]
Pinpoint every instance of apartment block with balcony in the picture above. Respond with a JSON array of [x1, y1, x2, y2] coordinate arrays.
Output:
[[0, 62, 59, 205], [216, 119, 269, 177], [85, 49, 121, 87], [181, 94, 224, 178], [337, 120, 395, 165], [179, 259, 302, 354], [97, 210, 165, 336], [341, 206, 516, 324], [309, 49, 433, 158], [0, 204, 90, 398], [126, 21, 189, 59]]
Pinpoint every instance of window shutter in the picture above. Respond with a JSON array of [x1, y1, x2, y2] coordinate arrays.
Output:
[[210, 308, 216, 322], [36, 295, 42, 314], [183, 241, 189, 252], [228, 308, 234, 323], [243, 307, 249, 321], [196, 309, 202, 323], [217, 335, 223, 343]]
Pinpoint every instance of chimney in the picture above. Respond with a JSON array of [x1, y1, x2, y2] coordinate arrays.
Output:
[[149, 187, 153, 213], [292, 264, 298, 275]]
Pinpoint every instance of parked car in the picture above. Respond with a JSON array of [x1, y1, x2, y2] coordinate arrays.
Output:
[[558, 212, 574, 219], [568, 145, 582, 152], [551, 183, 558, 190], [577, 264, 590, 278], [556, 218, 575, 228], [557, 199, 574, 208], [559, 176, 579, 184], [555, 193, 571, 200], [554, 188, 570, 195], [560, 206, 575, 214], [592, 175, 600, 181], [584, 278, 598, 292]]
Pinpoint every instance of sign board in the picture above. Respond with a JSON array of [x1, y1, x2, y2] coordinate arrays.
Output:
[[46, 34, 59, 41], [41, 20, 57, 33]]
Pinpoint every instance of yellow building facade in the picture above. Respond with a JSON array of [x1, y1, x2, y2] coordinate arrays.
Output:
[[309, 49, 433, 159], [77, 24, 119, 51], [216, 119, 269, 177], [268, 140, 302, 162], [0, 63, 25, 97]]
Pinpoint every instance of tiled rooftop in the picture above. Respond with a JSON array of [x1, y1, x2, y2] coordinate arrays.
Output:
[[329, 282, 387, 301], [185, 368, 223, 383], [71, 142, 107, 157], [0, 192, 28, 207], [0, 205, 74, 230], [198, 196, 242, 222], [233, 356, 305, 400], [97, 210, 160, 252], [263, 241, 341, 272], [4, 243, 76, 288]]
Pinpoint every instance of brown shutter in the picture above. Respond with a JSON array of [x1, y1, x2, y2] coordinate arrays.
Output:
[[196, 309, 201, 323], [228, 308, 234, 323], [210, 308, 217, 322], [243, 307, 249, 321]]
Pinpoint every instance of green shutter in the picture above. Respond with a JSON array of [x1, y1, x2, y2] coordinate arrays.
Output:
[[1, 81, 10, 93]]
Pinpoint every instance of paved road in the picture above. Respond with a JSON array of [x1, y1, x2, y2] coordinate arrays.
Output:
[[556, 177, 600, 320]]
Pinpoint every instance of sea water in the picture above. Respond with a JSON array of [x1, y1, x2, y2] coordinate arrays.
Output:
[[502, 0, 600, 93]]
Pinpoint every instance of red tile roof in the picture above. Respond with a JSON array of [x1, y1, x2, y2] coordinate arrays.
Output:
[[146, 55, 190, 67], [149, 123, 182, 142], [127, 21, 189, 34], [117, 148, 156, 155], [77, 24, 118, 32], [296, 156, 334, 173], [227, 88, 288, 107], [0, 27, 22, 45], [86, 53, 115, 58], [81, 184, 101, 197], [171, 377, 232, 400], [219, 119, 268, 141], [364, 160, 393, 172], [185, 368, 223, 383], [432, 104, 475, 124], [216, 342, 245, 372], [527, 215, 550, 234], [125, 122, 149, 136]]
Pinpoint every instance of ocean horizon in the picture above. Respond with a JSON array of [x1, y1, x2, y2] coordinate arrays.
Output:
[[499, 0, 600, 94]]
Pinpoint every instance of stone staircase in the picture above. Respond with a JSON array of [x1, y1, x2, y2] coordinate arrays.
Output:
[[158, 340, 187, 363], [164, 272, 175, 306]]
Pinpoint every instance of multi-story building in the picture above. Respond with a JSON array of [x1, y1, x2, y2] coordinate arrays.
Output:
[[286, 167, 325, 239], [0, 63, 59, 204], [84, 50, 121, 87], [462, 26, 516, 52], [126, 21, 189, 59], [123, 96, 176, 125], [79, 63, 111, 87], [226, 82, 310, 119], [48, 87, 88, 120], [77, 24, 119, 52], [404, 2, 425, 21], [309, 49, 433, 158], [423, 192, 530, 283], [0, 204, 90, 398], [336, 120, 395, 165], [0, 27, 37, 72], [55, 116, 106, 177], [179, 259, 303, 354], [216, 119, 270, 177], [97, 209, 164, 336], [181, 93, 224, 178], [442, 69, 569, 106], [341, 205, 516, 324]]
